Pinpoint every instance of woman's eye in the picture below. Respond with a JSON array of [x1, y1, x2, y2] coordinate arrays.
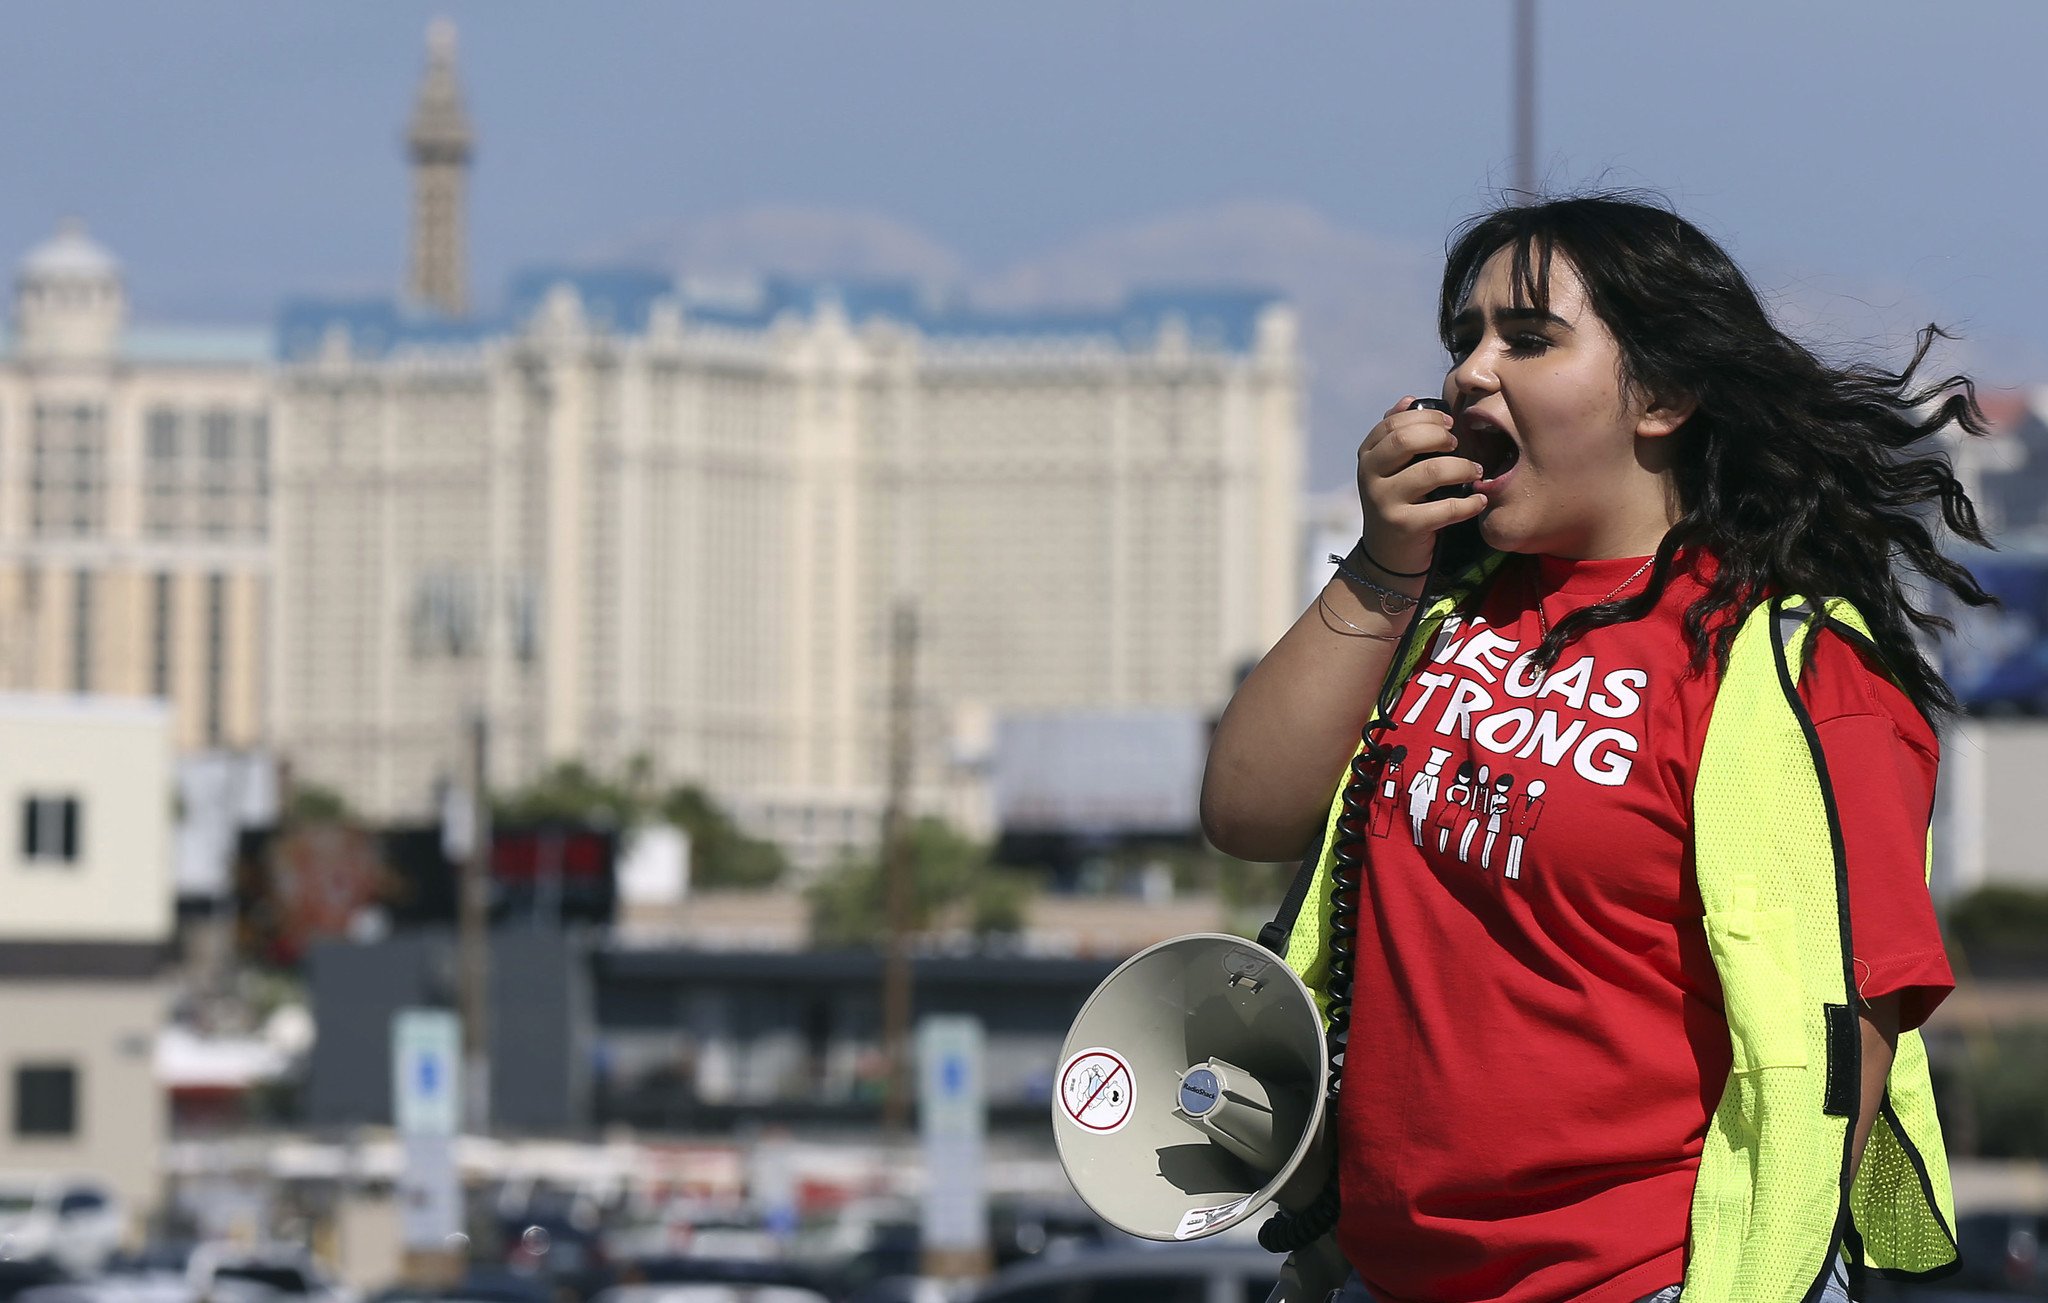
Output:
[[1447, 338, 1477, 361], [1505, 334, 1551, 357]]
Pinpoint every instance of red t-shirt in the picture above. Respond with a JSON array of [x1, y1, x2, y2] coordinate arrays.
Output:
[[1333, 552, 1954, 1303]]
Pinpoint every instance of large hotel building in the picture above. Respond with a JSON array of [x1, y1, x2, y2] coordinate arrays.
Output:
[[0, 224, 269, 753], [4, 24, 1305, 865]]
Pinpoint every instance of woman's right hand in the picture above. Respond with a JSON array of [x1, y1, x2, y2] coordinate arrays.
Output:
[[1355, 397, 1488, 577]]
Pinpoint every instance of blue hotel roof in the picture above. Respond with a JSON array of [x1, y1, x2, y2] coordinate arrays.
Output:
[[277, 268, 1282, 362]]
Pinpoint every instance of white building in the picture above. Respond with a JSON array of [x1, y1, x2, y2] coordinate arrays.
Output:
[[270, 277, 1303, 866], [0, 220, 272, 752], [0, 694, 174, 1220]]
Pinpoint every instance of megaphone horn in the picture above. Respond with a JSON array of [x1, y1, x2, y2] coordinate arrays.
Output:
[[1050, 934, 1332, 1244]]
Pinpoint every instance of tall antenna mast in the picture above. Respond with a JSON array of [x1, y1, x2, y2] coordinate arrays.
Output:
[[1512, 0, 1538, 197]]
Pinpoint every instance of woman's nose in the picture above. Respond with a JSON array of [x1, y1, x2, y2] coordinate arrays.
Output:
[[1449, 344, 1498, 400]]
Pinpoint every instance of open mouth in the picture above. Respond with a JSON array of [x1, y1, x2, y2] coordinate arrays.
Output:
[[1458, 418, 1521, 486]]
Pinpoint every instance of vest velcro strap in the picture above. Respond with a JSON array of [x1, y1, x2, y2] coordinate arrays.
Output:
[[1823, 1002, 1858, 1119]]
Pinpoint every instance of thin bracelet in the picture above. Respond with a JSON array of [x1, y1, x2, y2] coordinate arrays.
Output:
[[1351, 538, 1429, 580], [1328, 553, 1420, 615], [1316, 592, 1400, 640]]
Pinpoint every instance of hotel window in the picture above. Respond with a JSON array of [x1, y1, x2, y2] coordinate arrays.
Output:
[[202, 409, 234, 463], [205, 572, 226, 746], [12, 1063, 78, 1137], [144, 407, 182, 537], [250, 413, 270, 494], [20, 794, 81, 863], [200, 409, 235, 539], [30, 403, 106, 538], [147, 407, 179, 462], [71, 569, 93, 692], [152, 572, 174, 698]]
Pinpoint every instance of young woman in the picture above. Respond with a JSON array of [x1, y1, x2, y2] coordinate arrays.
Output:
[[1201, 194, 1992, 1303]]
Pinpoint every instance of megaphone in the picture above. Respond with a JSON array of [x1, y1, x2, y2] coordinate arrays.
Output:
[[1051, 934, 1350, 1300]]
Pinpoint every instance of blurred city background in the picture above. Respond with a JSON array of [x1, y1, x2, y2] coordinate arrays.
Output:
[[2, 3, 2047, 1301]]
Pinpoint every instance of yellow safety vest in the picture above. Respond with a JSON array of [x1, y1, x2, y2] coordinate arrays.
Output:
[[1280, 562, 1959, 1300]]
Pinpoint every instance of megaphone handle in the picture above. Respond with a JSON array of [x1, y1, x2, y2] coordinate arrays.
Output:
[[1258, 1168, 1340, 1252], [1265, 1234, 1356, 1303]]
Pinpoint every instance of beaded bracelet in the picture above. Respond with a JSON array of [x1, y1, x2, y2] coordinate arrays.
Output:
[[1328, 553, 1420, 615]]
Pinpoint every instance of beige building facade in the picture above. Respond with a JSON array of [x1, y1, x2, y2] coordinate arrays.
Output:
[[0, 222, 271, 752], [0, 694, 174, 1217], [270, 280, 1304, 863]]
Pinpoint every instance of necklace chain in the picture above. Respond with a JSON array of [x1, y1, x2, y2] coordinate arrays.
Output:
[[1534, 556, 1654, 640]]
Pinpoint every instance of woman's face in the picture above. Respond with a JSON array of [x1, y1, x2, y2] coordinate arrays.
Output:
[[1440, 245, 1686, 559]]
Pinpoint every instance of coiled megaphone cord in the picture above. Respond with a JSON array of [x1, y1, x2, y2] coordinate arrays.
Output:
[[1254, 727, 1391, 1253], [1258, 471, 1461, 1253], [1256, 1173, 1344, 1252]]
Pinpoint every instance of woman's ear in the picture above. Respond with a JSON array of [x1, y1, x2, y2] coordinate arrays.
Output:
[[1636, 390, 1698, 439]]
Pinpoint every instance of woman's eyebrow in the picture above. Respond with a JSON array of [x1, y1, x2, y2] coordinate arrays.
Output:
[[1449, 305, 1574, 333], [1494, 307, 1573, 331]]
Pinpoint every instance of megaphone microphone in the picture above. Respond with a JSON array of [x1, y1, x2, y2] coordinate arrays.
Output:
[[1051, 935, 1351, 1301], [1174, 1057, 1310, 1177]]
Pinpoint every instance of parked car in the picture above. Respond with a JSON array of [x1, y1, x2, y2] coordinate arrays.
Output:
[[839, 1279, 958, 1303], [605, 1260, 835, 1297], [0, 1264, 69, 1303], [436, 1271, 558, 1303], [594, 1286, 829, 1303], [1946, 1208, 2048, 1296], [366, 1267, 554, 1303], [12, 1278, 275, 1303], [185, 1244, 353, 1303], [0, 1177, 125, 1278], [492, 1188, 613, 1302], [608, 1202, 778, 1264], [967, 1244, 1282, 1303], [104, 1243, 200, 1281], [986, 1200, 1120, 1269]]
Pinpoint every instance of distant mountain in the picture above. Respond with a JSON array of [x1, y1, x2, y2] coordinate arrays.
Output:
[[582, 200, 1447, 489], [583, 205, 966, 285], [982, 202, 1448, 488], [580, 202, 2048, 493]]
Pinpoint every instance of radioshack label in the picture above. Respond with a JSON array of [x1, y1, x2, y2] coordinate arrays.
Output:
[[1058, 1046, 1134, 1135], [1174, 1194, 1253, 1240]]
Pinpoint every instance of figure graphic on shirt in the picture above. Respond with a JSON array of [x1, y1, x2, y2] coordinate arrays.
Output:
[[1457, 765, 1492, 863], [1505, 778, 1547, 880], [1371, 745, 1408, 838], [1432, 761, 1475, 854], [1407, 748, 1451, 847], [1479, 772, 1517, 870]]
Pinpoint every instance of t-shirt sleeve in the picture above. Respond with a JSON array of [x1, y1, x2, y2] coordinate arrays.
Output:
[[1796, 629, 1955, 1031]]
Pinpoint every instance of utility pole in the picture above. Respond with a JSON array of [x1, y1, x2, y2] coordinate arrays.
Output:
[[879, 599, 918, 1138], [1513, 0, 1538, 197], [458, 709, 491, 1134]]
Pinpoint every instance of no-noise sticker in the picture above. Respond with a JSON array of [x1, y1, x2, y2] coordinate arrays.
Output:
[[1058, 1047, 1134, 1135]]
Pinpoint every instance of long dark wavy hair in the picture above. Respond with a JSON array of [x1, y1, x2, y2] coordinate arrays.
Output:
[[1433, 191, 1996, 718]]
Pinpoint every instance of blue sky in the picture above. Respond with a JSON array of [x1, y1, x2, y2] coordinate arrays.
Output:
[[5, 1, 2041, 478]]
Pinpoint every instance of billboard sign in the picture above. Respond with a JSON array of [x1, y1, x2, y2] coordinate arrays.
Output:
[[1947, 550, 2048, 714]]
